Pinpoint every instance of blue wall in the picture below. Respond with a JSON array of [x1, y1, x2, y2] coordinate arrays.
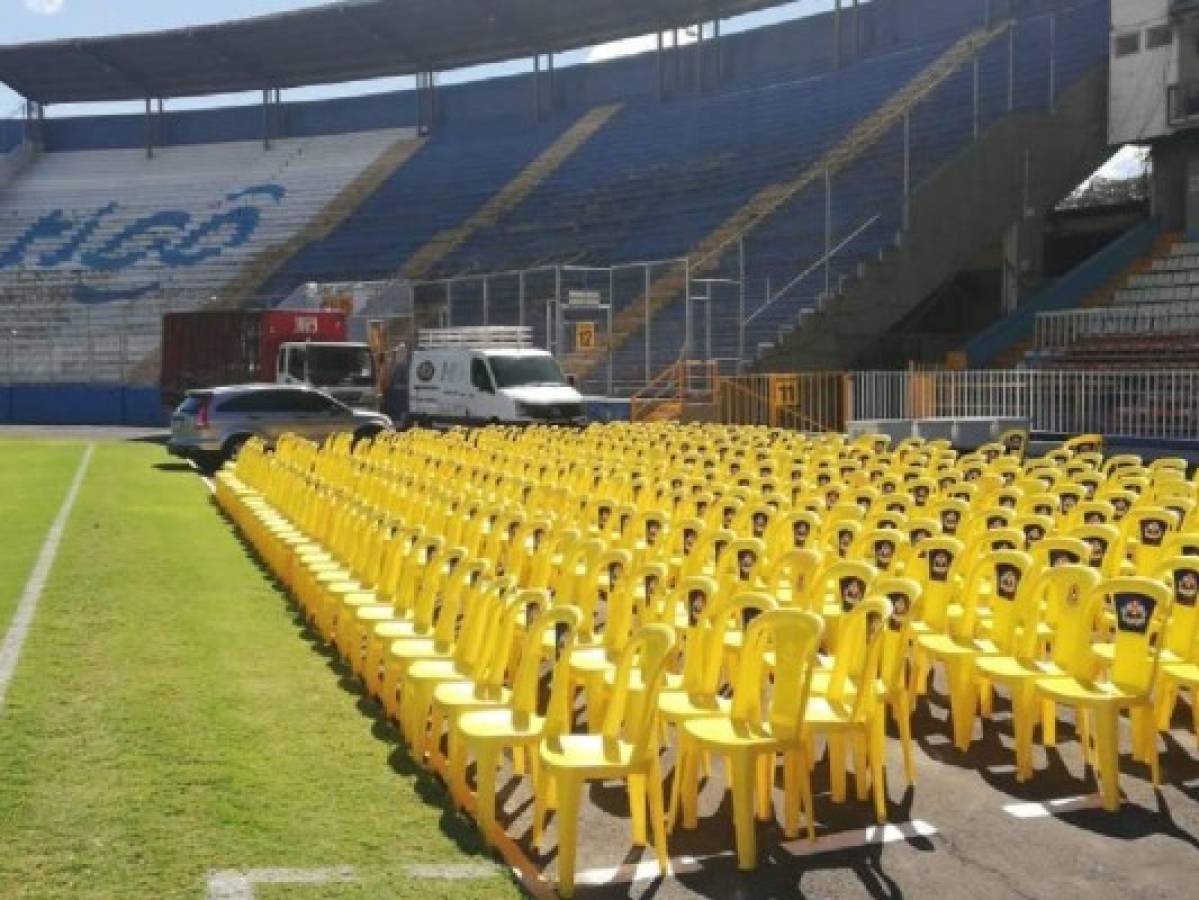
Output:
[[37, 0, 1019, 152], [0, 385, 166, 427]]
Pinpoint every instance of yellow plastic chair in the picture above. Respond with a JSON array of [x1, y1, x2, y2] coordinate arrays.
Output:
[[1035, 577, 1173, 810], [801, 596, 894, 821], [452, 605, 583, 842], [681, 609, 825, 870], [538, 624, 677, 898]]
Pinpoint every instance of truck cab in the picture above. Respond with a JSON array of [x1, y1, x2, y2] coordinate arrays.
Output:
[[404, 327, 585, 427], [277, 341, 379, 409]]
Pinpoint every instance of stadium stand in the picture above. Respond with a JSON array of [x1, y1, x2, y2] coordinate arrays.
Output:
[[0, 0, 1113, 417], [1, 130, 417, 381]]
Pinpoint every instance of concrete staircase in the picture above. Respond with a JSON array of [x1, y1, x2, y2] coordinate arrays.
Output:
[[758, 64, 1110, 373], [563, 20, 1014, 382], [400, 103, 623, 281], [215, 133, 426, 303], [989, 231, 1182, 368]]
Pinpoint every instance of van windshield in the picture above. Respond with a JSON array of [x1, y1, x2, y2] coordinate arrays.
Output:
[[488, 355, 568, 389], [306, 346, 375, 387]]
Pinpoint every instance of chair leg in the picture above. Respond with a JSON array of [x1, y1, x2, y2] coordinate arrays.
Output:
[[554, 773, 582, 899], [449, 732, 470, 810], [1092, 705, 1122, 812], [475, 746, 500, 845], [852, 734, 869, 802], [729, 751, 758, 871], [828, 734, 847, 803], [1041, 698, 1056, 748], [799, 742, 817, 842], [755, 752, 773, 822], [894, 691, 916, 786], [647, 757, 671, 876], [783, 748, 800, 840], [947, 658, 977, 752], [869, 716, 887, 824], [628, 773, 648, 847]]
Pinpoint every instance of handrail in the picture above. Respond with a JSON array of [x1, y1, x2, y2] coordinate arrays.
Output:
[[743, 213, 883, 327]]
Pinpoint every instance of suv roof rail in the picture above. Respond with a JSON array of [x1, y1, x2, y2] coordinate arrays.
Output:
[[417, 326, 536, 349]]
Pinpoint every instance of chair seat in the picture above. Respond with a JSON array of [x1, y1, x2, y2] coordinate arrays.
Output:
[[803, 695, 861, 731], [917, 633, 975, 658], [433, 680, 511, 711], [974, 655, 1053, 682], [1035, 675, 1143, 707], [683, 716, 779, 750], [356, 605, 398, 622], [457, 708, 545, 743], [540, 733, 639, 776], [1163, 661, 1199, 686], [658, 689, 730, 721]]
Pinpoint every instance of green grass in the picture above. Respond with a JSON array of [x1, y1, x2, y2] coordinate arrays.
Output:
[[0, 442, 520, 899], [0, 442, 87, 631]]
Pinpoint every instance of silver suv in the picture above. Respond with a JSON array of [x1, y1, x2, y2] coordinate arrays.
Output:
[[168, 383, 391, 472]]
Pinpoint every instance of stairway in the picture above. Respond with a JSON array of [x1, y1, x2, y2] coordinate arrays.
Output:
[[399, 103, 623, 281], [562, 20, 1014, 383], [216, 132, 427, 303], [758, 65, 1110, 373]]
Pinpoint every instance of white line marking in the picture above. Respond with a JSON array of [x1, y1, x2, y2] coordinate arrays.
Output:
[[206, 867, 356, 900], [781, 819, 939, 858], [0, 444, 93, 711], [1003, 795, 1101, 819], [205, 862, 501, 898], [573, 820, 938, 885]]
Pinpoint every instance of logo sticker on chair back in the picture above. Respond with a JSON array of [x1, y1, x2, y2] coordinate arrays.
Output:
[[1085, 537, 1108, 567], [887, 591, 912, 630], [840, 575, 866, 612], [1174, 569, 1199, 607], [928, 549, 952, 582], [1049, 549, 1080, 567], [874, 539, 895, 570], [792, 519, 810, 548], [687, 589, 708, 627], [994, 563, 1021, 601], [1113, 593, 1156, 634], [940, 508, 960, 533], [737, 550, 757, 581], [1140, 518, 1167, 547]]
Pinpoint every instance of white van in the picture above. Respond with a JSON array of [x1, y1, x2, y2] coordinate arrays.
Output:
[[402, 327, 586, 427]]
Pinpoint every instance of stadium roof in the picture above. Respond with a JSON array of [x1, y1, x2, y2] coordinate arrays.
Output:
[[0, 0, 789, 105]]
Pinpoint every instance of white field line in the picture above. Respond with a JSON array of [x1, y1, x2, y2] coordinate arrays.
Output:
[[205, 863, 501, 899], [1003, 795, 1102, 819], [574, 819, 939, 885], [0, 444, 93, 711]]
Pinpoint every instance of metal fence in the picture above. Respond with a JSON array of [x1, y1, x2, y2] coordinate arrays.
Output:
[[1034, 303, 1199, 350], [850, 369, 1199, 440]]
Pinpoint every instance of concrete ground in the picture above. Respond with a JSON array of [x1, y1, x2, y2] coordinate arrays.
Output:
[[444, 673, 1198, 900]]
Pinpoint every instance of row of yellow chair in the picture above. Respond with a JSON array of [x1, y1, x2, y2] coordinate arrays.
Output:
[[213, 423, 1199, 889]]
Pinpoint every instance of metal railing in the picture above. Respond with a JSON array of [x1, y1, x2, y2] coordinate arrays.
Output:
[[851, 369, 1199, 440], [1034, 301, 1199, 349]]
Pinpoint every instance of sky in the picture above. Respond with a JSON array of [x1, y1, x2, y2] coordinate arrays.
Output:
[[0, 0, 1144, 180]]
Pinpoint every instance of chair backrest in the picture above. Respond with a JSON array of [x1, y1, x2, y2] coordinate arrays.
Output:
[[729, 609, 825, 741], [872, 577, 922, 692], [1097, 576, 1174, 694], [1153, 556, 1199, 659], [698, 591, 779, 695], [910, 536, 966, 629], [601, 624, 677, 760], [513, 605, 583, 725], [811, 559, 879, 616], [764, 549, 825, 607], [1024, 563, 1102, 657], [431, 557, 490, 646], [823, 597, 893, 716], [852, 528, 905, 572]]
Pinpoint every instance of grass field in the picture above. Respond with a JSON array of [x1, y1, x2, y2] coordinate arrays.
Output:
[[0, 442, 87, 632], [0, 440, 520, 899]]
